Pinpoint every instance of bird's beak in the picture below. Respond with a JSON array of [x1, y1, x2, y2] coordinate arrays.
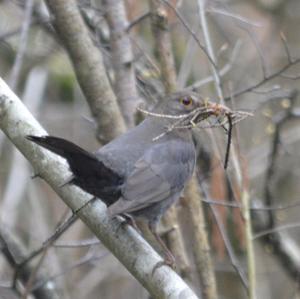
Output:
[[190, 98, 229, 126], [199, 98, 231, 116]]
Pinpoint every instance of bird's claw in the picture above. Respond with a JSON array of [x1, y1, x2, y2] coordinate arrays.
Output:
[[117, 214, 141, 234], [152, 257, 177, 275]]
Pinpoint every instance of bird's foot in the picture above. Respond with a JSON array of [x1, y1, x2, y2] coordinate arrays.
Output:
[[31, 173, 41, 179], [152, 255, 177, 275], [117, 214, 141, 234], [157, 225, 176, 237]]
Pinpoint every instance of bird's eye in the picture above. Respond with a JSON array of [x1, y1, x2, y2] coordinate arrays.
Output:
[[180, 96, 193, 106]]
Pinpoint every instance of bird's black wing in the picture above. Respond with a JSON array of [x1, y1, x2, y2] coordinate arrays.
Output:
[[108, 138, 195, 216]]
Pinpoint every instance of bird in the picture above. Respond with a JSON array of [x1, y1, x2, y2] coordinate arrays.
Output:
[[26, 90, 213, 267]]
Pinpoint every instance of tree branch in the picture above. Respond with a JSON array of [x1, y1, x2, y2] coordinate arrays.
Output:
[[0, 226, 61, 299], [103, 0, 139, 127], [44, 0, 126, 143]]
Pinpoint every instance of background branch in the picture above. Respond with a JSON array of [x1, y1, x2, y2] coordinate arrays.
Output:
[[103, 0, 139, 127], [44, 0, 126, 143]]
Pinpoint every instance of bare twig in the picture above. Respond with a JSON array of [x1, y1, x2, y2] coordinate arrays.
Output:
[[197, 0, 224, 103], [0, 226, 61, 299], [9, 0, 34, 90], [227, 95, 257, 298], [32, 251, 108, 292], [189, 40, 242, 90], [280, 74, 300, 80], [127, 11, 151, 32], [241, 25, 268, 79], [177, 32, 199, 88], [21, 249, 48, 299], [253, 222, 300, 240], [54, 238, 100, 248], [208, 203, 248, 291], [280, 31, 292, 64], [159, 0, 216, 68], [228, 58, 300, 100], [15, 213, 78, 285], [201, 198, 300, 211], [207, 8, 262, 28]]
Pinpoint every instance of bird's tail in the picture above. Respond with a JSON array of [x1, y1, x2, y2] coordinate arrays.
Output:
[[26, 135, 95, 161], [26, 135, 122, 204]]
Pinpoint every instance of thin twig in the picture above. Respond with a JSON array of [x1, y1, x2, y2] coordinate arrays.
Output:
[[127, 11, 151, 32], [32, 252, 108, 292], [228, 58, 300, 100], [189, 40, 242, 90], [9, 0, 34, 90], [227, 100, 257, 298], [208, 203, 249, 291], [241, 25, 268, 79], [14, 213, 78, 286], [280, 31, 292, 64], [0, 226, 61, 299], [207, 8, 262, 28], [54, 238, 100, 248], [159, 0, 216, 68], [253, 222, 300, 240], [201, 198, 300, 211], [21, 249, 48, 299], [197, 0, 224, 102]]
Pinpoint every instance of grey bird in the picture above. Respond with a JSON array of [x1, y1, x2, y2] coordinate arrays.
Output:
[[27, 91, 213, 266]]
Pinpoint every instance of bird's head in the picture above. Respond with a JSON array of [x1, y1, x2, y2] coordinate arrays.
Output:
[[160, 90, 210, 115]]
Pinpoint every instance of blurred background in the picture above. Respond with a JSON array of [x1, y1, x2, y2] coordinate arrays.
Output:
[[1, 0, 300, 298]]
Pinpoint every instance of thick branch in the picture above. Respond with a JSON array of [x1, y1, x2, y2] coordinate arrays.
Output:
[[44, 0, 126, 143], [184, 178, 218, 299], [0, 77, 199, 299], [103, 0, 139, 127], [150, 0, 177, 93]]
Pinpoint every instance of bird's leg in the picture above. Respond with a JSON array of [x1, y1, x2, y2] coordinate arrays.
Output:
[[120, 213, 140, 232], [149, 222, 176, 275], [31, 173, 42, 179], [158, 225, 176, 237]]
